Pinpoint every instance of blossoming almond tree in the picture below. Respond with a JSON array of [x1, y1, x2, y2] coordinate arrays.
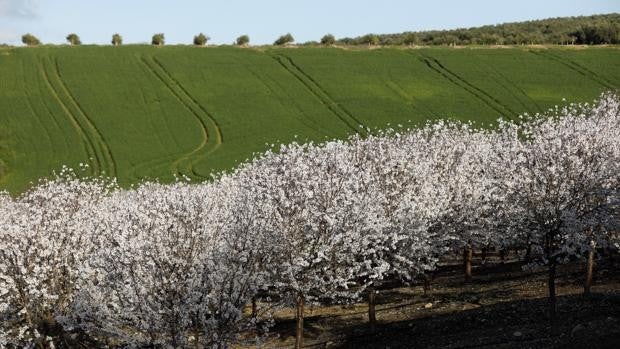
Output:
[[68, 180, 275, 348], [432, 123, 505, 282], [329, 133, 439, 330], [348, 129, 458, 323], [239, 141, 388, 348], [487, 95, 620, 323], [66, 183, 213, 346], [200, 174, 279, 347], [1, 92, 618, 347], [0, 173, 113, 348]]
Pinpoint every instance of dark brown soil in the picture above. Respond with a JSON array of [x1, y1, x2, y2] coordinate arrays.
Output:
[[264, 254, 620, 349]]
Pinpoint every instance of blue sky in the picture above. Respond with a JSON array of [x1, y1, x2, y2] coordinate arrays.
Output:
[[1, 0, 619, 45]]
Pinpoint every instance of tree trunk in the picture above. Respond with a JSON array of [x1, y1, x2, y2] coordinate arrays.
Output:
[[194, 328, 201, 349], [251, 296, 258, 318], [423, 273, 432, 297], [525, 243, 532, 262], [368, 286, 377, 333], [295, 293, 304, 349], [37, 317, 64, 349], [548, 261, 557, 325], [464, 245, 473, 283], [481, 247, 488, 264], [584, 248, 595, 295], [499, 248, 506, 264]]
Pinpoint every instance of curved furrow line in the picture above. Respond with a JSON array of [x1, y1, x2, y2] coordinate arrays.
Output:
[[483, 63, 543, 115], [269, 53, 367, 136], [127, 141, 189, 182], [542, 50, 616, 89], [500, 77, 544, 114], [230, 53, 333, 136], [281, 55, 368, 133], [38, 58, 101, 175], [138, 57, 205, 180], [23, 95, 61, 163], [144, 59, 209, 180], [22, 61, 60, 163], [139, 55, 222, 181], [426, 55, 519, 118], [51, 58, 117, 177], [411, 52, 515, 120], [556, 55, 618, 89], [127, 146, 189, 182], [151, 57, 224, 144], [43, 59, 116, 176], [127, 152, 186, 183], [420, 57, 509, 118], [126, 60, 189, 181], [384, 80, 441, 119], [150, 57, 224, 178], [529, 50, 616, 90], [32, 66, 74, 154], [245, 65, 336, 137]]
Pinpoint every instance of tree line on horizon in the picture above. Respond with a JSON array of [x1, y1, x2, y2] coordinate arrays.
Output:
[[13, 13, 620, 48], [339, 13, 620, 46], [20, 32, 253, 47]]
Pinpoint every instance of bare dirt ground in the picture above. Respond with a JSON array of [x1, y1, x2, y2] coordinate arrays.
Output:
[[262, 253, 620, 349]]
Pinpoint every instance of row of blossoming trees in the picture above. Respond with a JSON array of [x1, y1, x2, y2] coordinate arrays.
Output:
[[1, 94, 619, 348]]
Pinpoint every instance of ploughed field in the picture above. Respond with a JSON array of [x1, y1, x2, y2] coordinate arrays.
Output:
[[0, 45, 618, 193]]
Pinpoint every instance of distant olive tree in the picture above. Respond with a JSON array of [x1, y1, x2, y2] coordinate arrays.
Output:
[[193, 33, 210, 46], [111, 33, 123, 46], [66, 33, 81, 45], [21, 33, 41, 46], [320, 34, 336, 45], [274, 33, 294, 46], [403, 33, 418, 46], [360, 34, 379, 46], [236, 34, 250, 46], [152, 33, 165, 46]]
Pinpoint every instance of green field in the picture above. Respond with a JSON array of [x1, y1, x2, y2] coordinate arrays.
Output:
[[0, 45, 618, 193]]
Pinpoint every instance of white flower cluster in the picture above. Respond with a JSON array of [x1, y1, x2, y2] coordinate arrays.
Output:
[[1, 93, 618, 347]]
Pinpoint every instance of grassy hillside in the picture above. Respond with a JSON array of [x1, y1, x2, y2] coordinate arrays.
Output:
[[0, 45, 618, 193]]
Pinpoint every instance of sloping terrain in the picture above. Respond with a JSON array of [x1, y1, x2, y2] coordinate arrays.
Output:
[[0, 46, 618, 193]]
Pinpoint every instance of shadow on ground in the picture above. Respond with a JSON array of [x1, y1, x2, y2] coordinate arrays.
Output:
[[329, 293, 620, 349], [266, 256, 620, 348]]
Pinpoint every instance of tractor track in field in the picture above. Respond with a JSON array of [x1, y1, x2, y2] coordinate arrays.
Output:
[[150, 55, 222, 179], [38, 58, 102, 175], [244, 65, 336, 137], [23, 93, 58, 159], [152, 56, 224, 144], [139, 55, 222, 180], [127, 61, 187, 180], [384, 79, 441, 119], [35, 75, 74, 153], [138, 56, 204, 180], [269, 53, 367, 136], [52, 58, 117, 177], [413, 52, 518, 120], [429, 56, 520, 118], [530, 50, 617, 90], [499, 76, 544, 115], [128, 153, 186, 183], [22, 61, 60, 161], [483, 63, 544, 115]]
